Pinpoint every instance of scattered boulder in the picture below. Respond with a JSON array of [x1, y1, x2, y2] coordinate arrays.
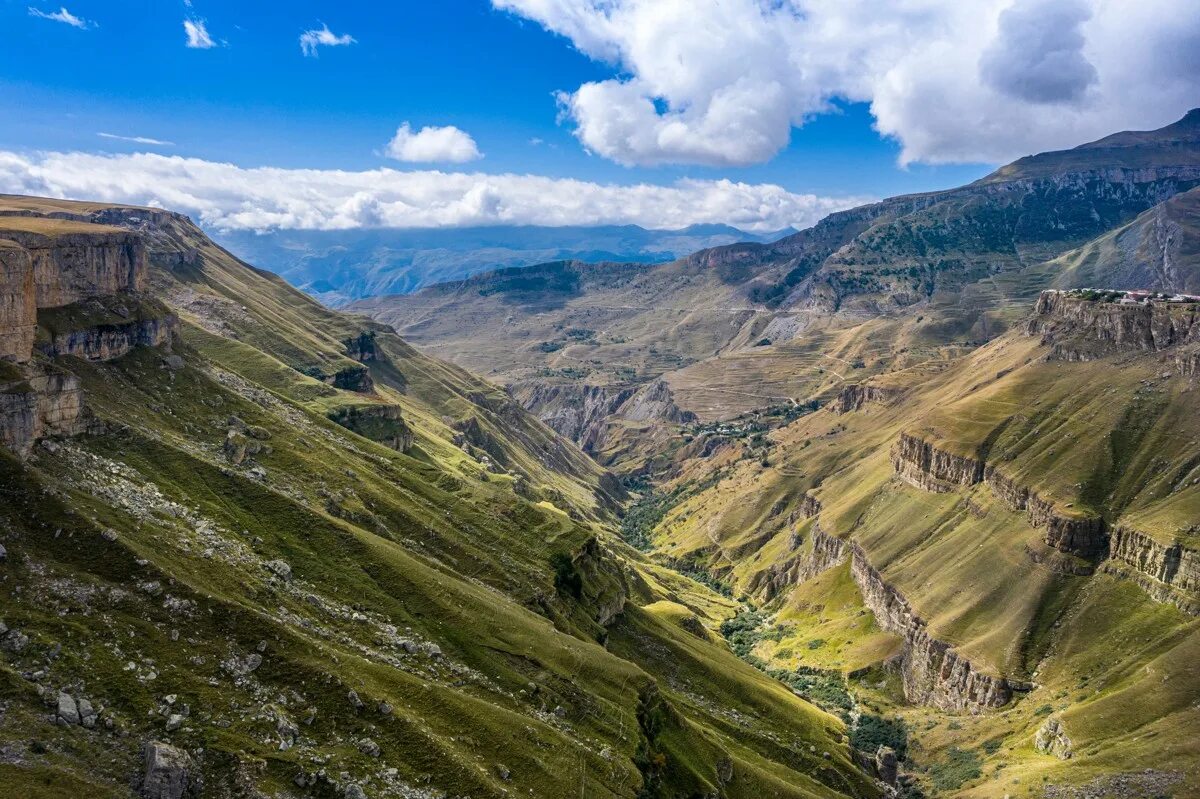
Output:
[[347, 689, 365, 710], [56, 692, 80, 725], [165, 714, 185, 732], [78, 697, 99, 729], [141, 741, 194, 799], [0, 543, 6, 562], [265, 560, 292, 581], [357, 738, 381, 757]]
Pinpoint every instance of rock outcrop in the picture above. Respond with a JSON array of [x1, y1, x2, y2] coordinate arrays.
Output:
[[0, 223, 146, 308], [832, 383, 899, 414], [0, 241, 35, 362], [510, 378, 696, 453], [893, 433, 1108, 557], [893, 433, 1199, 613], [1034, 717, 1074, 759], [750, 523, 848, 601], [141, 741, 196, 799], [1103, 526, 1200, 614], [1028, 290, 1200, 365], [849, 544, 1016, 710], [327, 404, 414, 453], [1, 363, 85, 457], [37, 314, 177, 361], [891, 433, 983, 493]]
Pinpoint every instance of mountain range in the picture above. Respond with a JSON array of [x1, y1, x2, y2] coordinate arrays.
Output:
[[213, 223, 794, 307], [1, 110, 1200, 799]]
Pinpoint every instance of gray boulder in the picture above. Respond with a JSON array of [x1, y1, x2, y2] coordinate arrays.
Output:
[[142, 741, 194, 799], [57, 693, 80, 725]]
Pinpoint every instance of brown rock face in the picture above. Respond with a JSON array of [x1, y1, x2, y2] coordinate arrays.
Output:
[[1104, 526, 1200, 614], [832, 383, 899, 414], [849, 544, 1016, 710], [0, 227, 146, 309], [1027, 290, 1200, 365], [0, 363, 85, 457], [37, 315, 177, 362], [750, 523, 848, 601], [0, 242, 35, 362], [891, 433, 984, 492]]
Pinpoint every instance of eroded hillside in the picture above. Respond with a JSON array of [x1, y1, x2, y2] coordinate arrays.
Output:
[[0, 196, 886, 799]]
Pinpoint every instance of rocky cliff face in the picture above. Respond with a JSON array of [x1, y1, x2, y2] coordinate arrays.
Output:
[[37, 315, 177, 361], [326, 404, 414, 453], [832, 383, 900, 415], [509, 383, 637, 450], [1028, 290, 1200, 365], [893, 432, 1199, 613], [0, 364, 85, 457], [891, 433, 984, 492], [0, 226, 146, 309], [0, 241, 35, 363], [1104, 526, 1200, 614], [849, 544, 1017, 711], [749, 522, 847, 601]]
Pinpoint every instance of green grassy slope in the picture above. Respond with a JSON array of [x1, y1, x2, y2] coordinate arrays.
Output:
[[0, 197, 881, 799]]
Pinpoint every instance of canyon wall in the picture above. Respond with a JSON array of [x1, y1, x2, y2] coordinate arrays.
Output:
[[1028, 290, 1200, 363], [0, 241, 35, 362], [849, 544, 1017, 711], [892, 431, 1199, 614]]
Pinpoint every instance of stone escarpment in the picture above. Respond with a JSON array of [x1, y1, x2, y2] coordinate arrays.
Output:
[[832, 383, 900, 414], [849, 544, 1017, 710], [0, 218, 174, 456], [326, 404, 414, 453], [891, 433, 984, 493], [37, 312, 177, 362], [893, 433, 1106, 557], [0, 363, 85, 457], [1028, 290, 1200, 367], [1103, 526, 1200, 614], [749, 522, 848, 601], [0, 241, 35, 362], [893, 432, 1200, 613]]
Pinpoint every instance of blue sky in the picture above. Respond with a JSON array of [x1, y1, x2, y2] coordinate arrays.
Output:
[[5, 1, 984, 194], [1, 1, 1195, 232]]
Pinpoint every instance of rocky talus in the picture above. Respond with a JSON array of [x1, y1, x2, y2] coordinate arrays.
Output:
[[848, 544, 1017, 710]]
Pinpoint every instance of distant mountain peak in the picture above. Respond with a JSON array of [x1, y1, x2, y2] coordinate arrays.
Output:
[[979, 107, 1200, 184]]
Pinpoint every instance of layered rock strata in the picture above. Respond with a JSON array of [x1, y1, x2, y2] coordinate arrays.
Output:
[[1028, 290, 1200, 366], [831, 383, 899, 414], [848, 544, 1016, 710]]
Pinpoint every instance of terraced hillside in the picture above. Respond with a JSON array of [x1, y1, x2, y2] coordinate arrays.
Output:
[[354, 110, 1200, 468], [0, 196, 884, 799]]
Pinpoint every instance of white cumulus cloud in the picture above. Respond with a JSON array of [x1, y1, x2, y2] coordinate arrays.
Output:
[[28, 5, 89, 28], [492, 0, 1200, 167], [0, 149, 867, 233], [385, 124, 483, 164], [183, 18, 216, 49], [299, 24, 356, 57]]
